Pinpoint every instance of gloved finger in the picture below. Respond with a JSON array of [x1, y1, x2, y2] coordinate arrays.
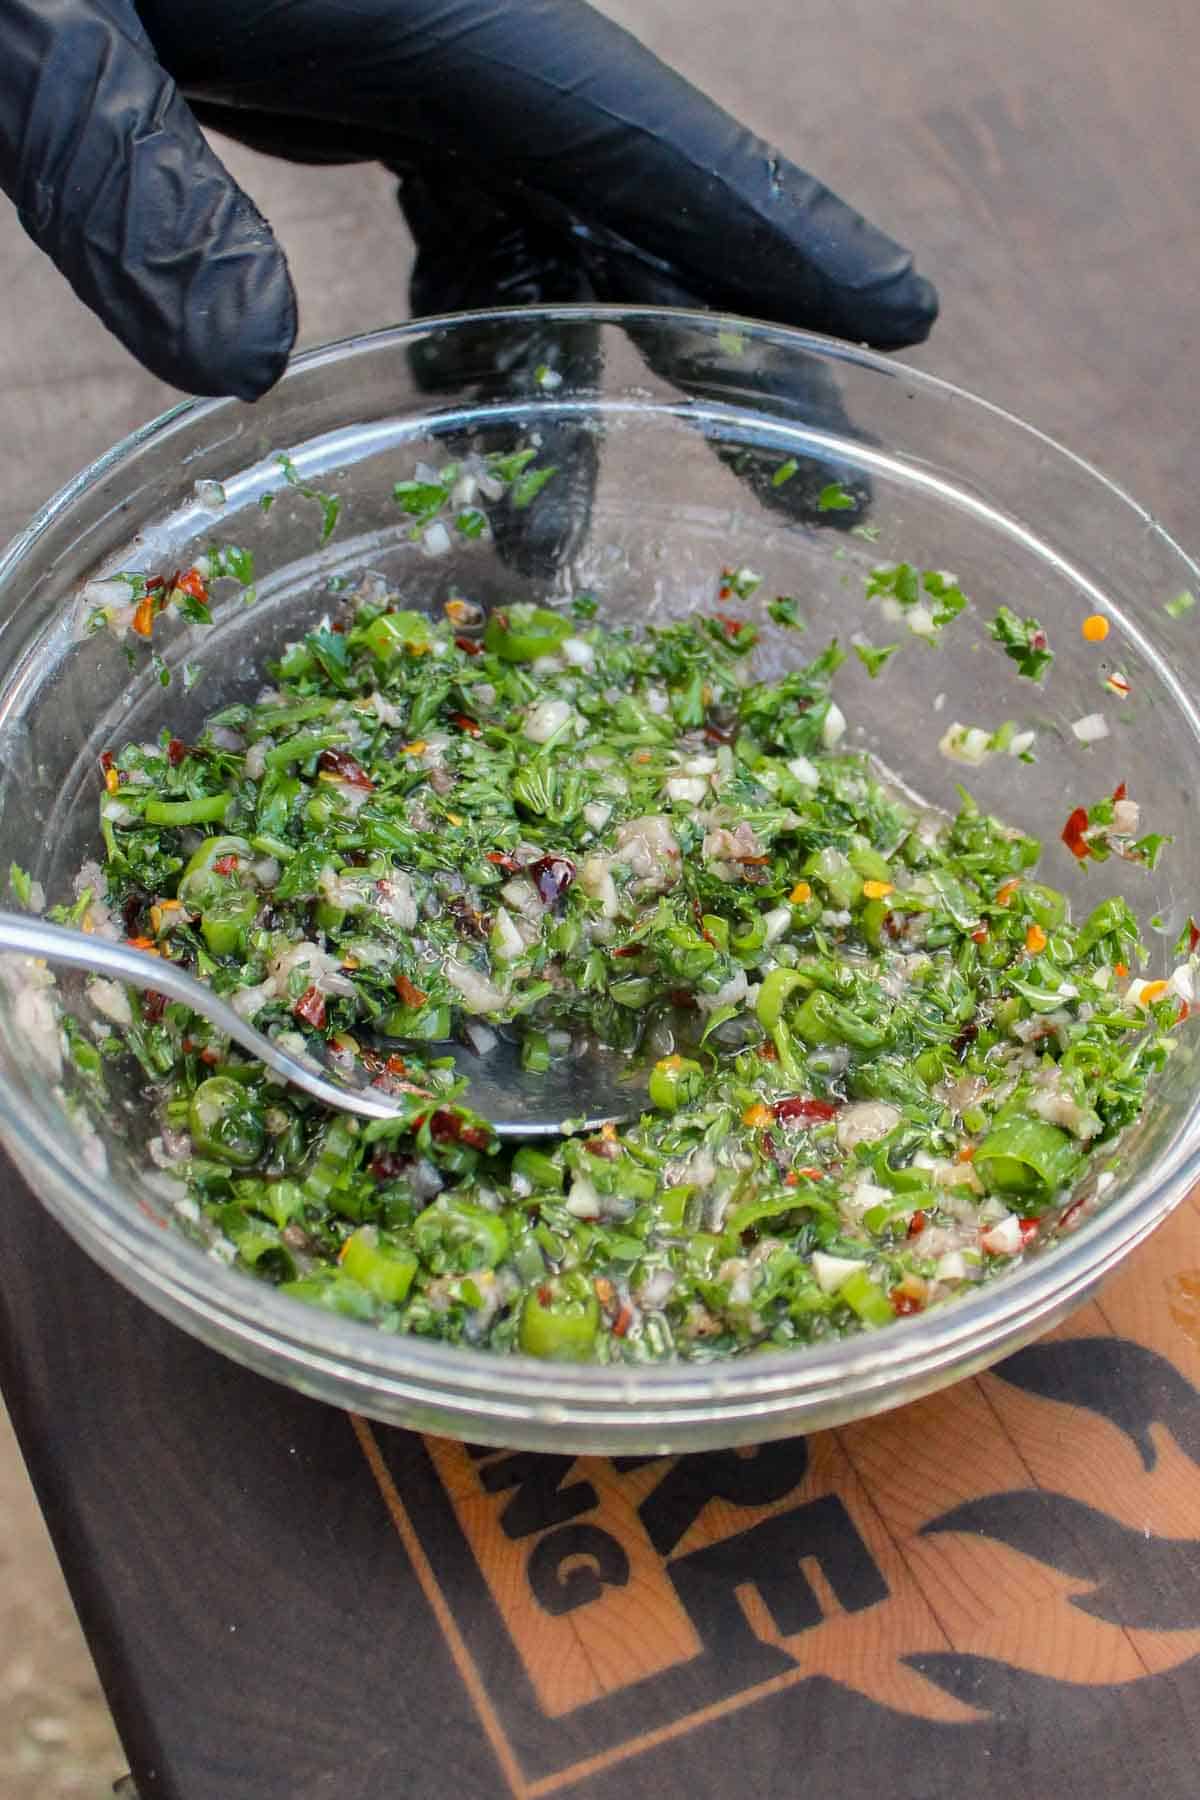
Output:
[[0, 0, 296, 397], [144, 0, 936, 349]]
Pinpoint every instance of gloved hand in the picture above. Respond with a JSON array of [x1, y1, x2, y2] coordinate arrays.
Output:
[[0, 0, 937, 401]]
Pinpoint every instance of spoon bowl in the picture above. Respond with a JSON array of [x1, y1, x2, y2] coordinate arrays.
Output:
[[0, 913, 641, 1134]]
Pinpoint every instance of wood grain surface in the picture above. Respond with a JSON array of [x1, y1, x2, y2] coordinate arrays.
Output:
[[1, 1, 1200, 1796]]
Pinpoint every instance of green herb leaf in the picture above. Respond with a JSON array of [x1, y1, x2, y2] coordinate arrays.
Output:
[[817, 482, 856, 512], [988, 607, 1054, 681], [854, 642, 899, 678]]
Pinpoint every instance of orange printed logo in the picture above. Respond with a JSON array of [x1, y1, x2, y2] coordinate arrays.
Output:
[[355, 1232, 1200, 1799]]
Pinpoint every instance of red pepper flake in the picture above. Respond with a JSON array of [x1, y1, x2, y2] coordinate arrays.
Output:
[[611, 943, 641, 958], [757, 1041, 779, 1061], [1187, 918, 1200, 956], [145, 575, 167, 594], [198, 1046, 221, 1065], [537, 1284, 553, 1307], [1179, 1001, 1191, 1024], [293, 985, 327, 1029], [712, 611, 746, 639], [318, 748, 374, 790], [611, 1302, 634, 1339], [450, 712, 482, 737], [773, 1096, 839, 1124], [370, 1148, 410, 1182], [126, 935, 157, 952], [385, 1053, 408, 1075], [428, 1109, 491, 1151], [166, 737, 187, 767], [1061, 805, 1092, 860], [528, 855, 575, 908], [970, 927, 989, 945], [99, 751, 114, 772], [454, 635, 482, 656], [907, 1210, 928, 1238], [584, 1136, 621, 1160], [891, 1290, 924, 1316], [174, 567, 209, 605], [1018, 1218, 1041, 1248], [486, 851, 520, 871], [394, 973, 428, 1009], [703, 720, 737, 745], [142, 990, 167, 1023], [212, 854, 239, 876], [1111, 780, 1127, 804]]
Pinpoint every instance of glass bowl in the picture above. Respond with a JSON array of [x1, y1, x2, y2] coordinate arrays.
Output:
[[1, 306, 1198, 1453]]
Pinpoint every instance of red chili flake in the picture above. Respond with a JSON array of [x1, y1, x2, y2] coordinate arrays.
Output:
[[703, 720, 737, 745], [528, 855, 575, 907], [99, 751, 114, 772], [784, 1172, 800, 1186], [1018, 1218, 1041, 1248], [394, 973, 428, 1009], [318, 748, 374, 790], [450, 712, 482, 737], [757, 1041, 779, 1061], [145, 575, 167, 594], [907, 1210, 928, 1238], [773, 1096, 839, 1124], [199, 1046, 221, 1065], [1187, 917, 1200, 955], [330, 620, 347, 635], [584, 1136, 621, 1160], [611, 1302, 634, 1339], [142, 990, 167, 1023], [486, 851, 520, 871], [166, 737, 187, 767], [891, 1290, 924, 1316], [174, 567, 209, 605], [1111, 781, 1127, 804], [370, 1149, 410, 1182], [1179, 1001, 1192, 1024], [212, 854, 239, 876], [738, 853, 771, 867], [970, 927, 989, 945], [454, 635, 482, 656], [293, 985, 327, 1029], [385, 1053, 408, 1075], [611, 943, 642, 958], [537, 1284, 553, 1307], [428, 1109, 490, 1151], [1061, 806, 1092, 860], [713, 612, 746, 639]]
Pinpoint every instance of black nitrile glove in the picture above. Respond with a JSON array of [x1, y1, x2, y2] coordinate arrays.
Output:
[[0, 0, 938, 401]]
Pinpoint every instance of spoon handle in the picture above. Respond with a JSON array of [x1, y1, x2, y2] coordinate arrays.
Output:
[[0, 912, 406, 1121]]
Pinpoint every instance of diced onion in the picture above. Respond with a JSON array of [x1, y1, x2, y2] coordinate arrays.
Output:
[[812, 1251, 867, 1293], [1071, 712, 1110, 743], [821, 702, 847, 748]]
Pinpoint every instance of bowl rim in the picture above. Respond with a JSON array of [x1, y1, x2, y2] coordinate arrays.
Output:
[[3, 302, 1199, 1432]]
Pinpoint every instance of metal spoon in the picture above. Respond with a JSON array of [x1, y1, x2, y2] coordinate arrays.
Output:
[[0, 913, 642, 1137]]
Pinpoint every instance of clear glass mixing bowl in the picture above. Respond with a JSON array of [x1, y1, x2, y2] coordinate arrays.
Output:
[[1, 306, 1198, 1452]]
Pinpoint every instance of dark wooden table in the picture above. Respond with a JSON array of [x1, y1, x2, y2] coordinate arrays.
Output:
[[3, 2, 1200, 1795]]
